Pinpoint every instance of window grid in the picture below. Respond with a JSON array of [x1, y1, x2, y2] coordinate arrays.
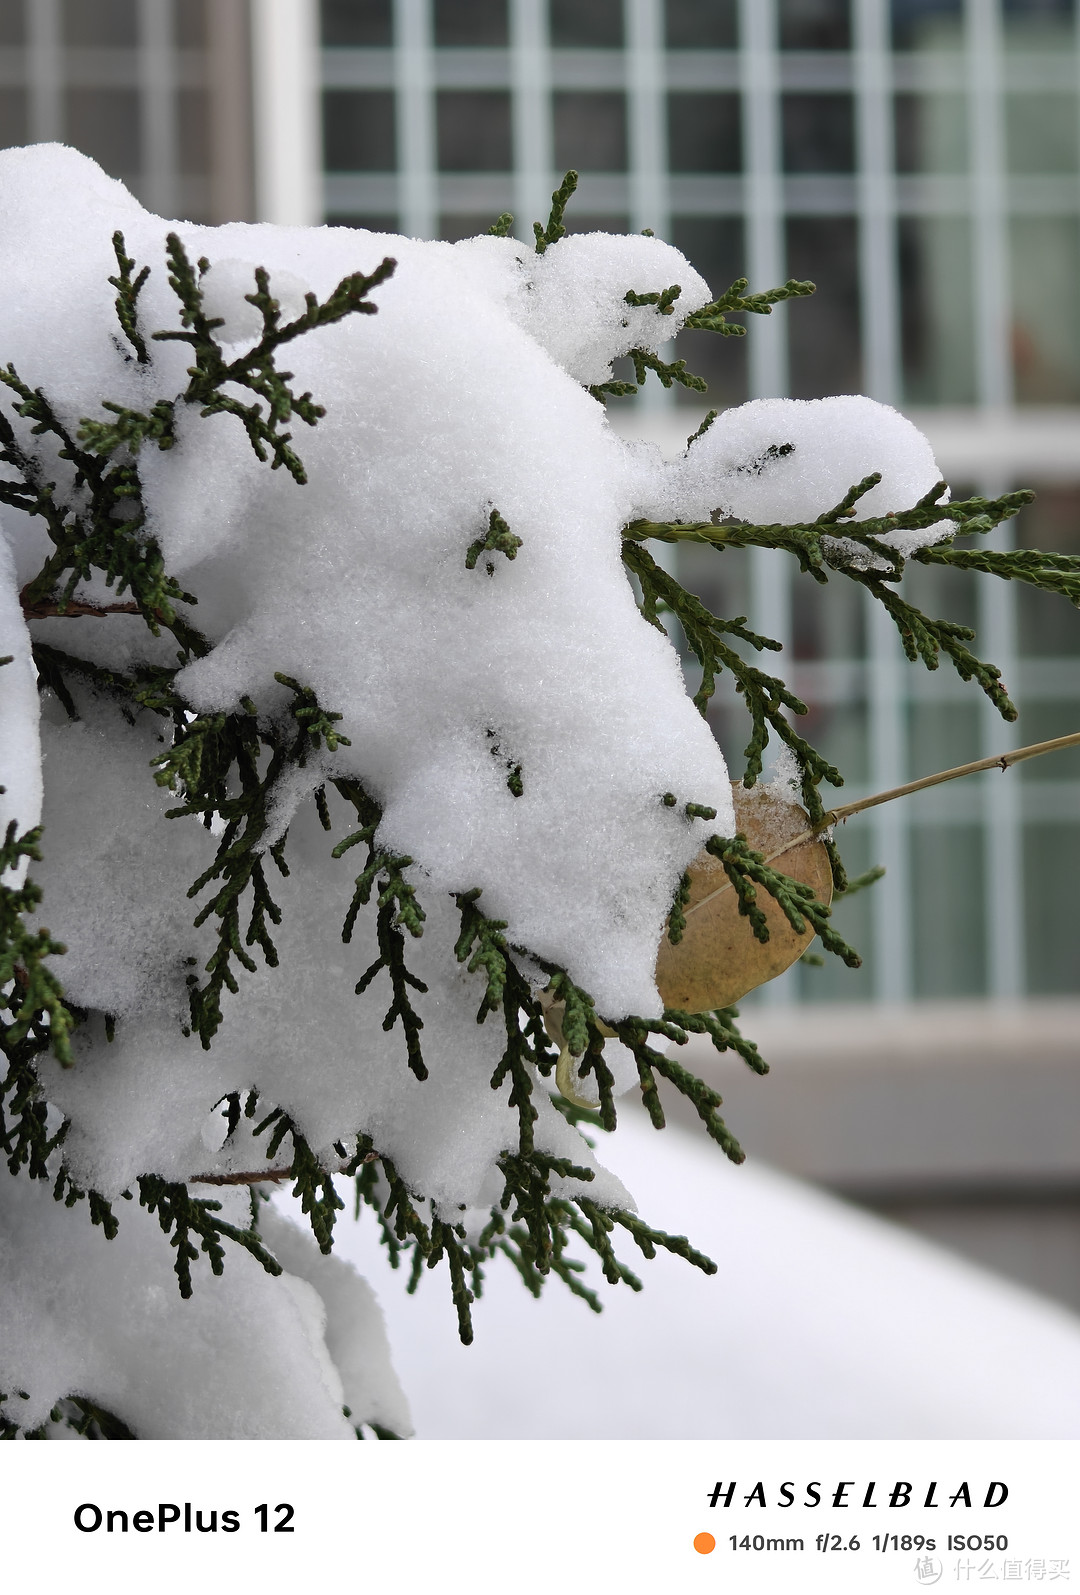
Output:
[[0, 0, 253, 222]]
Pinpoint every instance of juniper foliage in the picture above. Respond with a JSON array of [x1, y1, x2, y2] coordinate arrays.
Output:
[[3, 177, 1080, 1438]]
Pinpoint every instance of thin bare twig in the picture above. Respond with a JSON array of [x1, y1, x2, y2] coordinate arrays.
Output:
[[190, 1150, 378, 1187], [686, 729, 1080, 921], [190, 1167, 296, 1186], [20, 584, 140, 620]]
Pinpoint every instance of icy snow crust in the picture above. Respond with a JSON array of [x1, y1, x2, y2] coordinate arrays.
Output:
[[0, 148, 953, 1436]]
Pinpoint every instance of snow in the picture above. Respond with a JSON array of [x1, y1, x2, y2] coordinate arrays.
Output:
[[0, 1175, 408, 1439], [0, 144, 969, 1439]]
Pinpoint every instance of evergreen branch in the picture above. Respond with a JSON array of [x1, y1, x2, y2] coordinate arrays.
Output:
[[624, 283, 682, 316], [273, 672, 352, 754], [146, 234, 396, 484], [157, 679, 355, 1048], [702, 832, 861, 968], [1, 367, 198, 646], [667, 869, 693, 945], [0, 1049, 69, 1179], [574, 1197, 643, 1288], [608, 1014, 748, 1158], [453, 887, 509, 1020], [427, 1218, 479, 1345], [533, 170, 578, 253], [250, 1107, 344, 1254], [587, 377, 639, 402], [366, 1151, 433, 1260], [76, 398, 177, 457], [53, 1396, 138, 1440], [607, 1206, 717, 1275], [137, 1174, 283, 1299], [846, 567, 1017, 721], [489, 963, 544, 1153], [913, 541, 1080, 605], [108, 230, 151, 365], [627, 346, 708, 394], [622, 538, 839, 806], [1, 822, 76, 1068], [335, 784, 428, 1081], [575, 1019, 618, 1132], [0, 1391, 122, 1442], [663, 1005, 770, 1077], [465, 507, 522, 571], [621, 482, 1050, 877], [351, 1126, 715, 1346], [834, 864, 887, 898], [684, 275, 817, 335], [487, 211, 514, 237], [623, 483, 1032, 580]]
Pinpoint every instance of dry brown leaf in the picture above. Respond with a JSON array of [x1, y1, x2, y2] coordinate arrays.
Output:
[[655, 782, 833, 1013]]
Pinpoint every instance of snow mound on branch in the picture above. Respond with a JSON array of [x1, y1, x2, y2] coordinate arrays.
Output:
[[0, 142, 732, 1022], [655, 396, 951, 559], [0, 1175, 409, 1438], [509, 230, 712, 386], [34, 738, 635, 1214]]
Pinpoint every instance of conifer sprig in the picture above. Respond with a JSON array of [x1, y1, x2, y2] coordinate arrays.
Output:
[[0, 820, 75, 1069], [625, 283, 683, 315], [334, 781, 429, 1081], [610, 1013, 748, 1160], [623, 537, 844, 877], [0, 371, 197, 643], [53, 1396, 139, 1440], [252, 1107, 344, 1253], [702, 833, 861, 968], [137, 1173, 283, 1299], [913, 540, 1080, 604], [465, 507, 522, 571], [147, 234, 396, 483], [108, 229, 151, 365], [533, 170, 578, 253], [454, 887, 510, 1020], [154, 678, 358, 1048], [0, 1048, 69, 1179], [623, 478, 1033, 580], [846, 566, 1018, 720], [683, 275, 817, 335]]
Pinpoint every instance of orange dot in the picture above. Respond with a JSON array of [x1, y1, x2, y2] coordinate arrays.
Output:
[[694, 1532, 716, 1555]]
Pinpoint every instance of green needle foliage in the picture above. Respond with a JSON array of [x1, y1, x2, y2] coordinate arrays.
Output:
[[3, 175, 1080, 1438], [621, 472, 1036, 887], [533, 169, 579, 253], [1, 818, 75, 1070], [465, 507, 522, 572]]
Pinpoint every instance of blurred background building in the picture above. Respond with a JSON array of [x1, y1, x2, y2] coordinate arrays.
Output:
[[1, 0, 1078, 1309]]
